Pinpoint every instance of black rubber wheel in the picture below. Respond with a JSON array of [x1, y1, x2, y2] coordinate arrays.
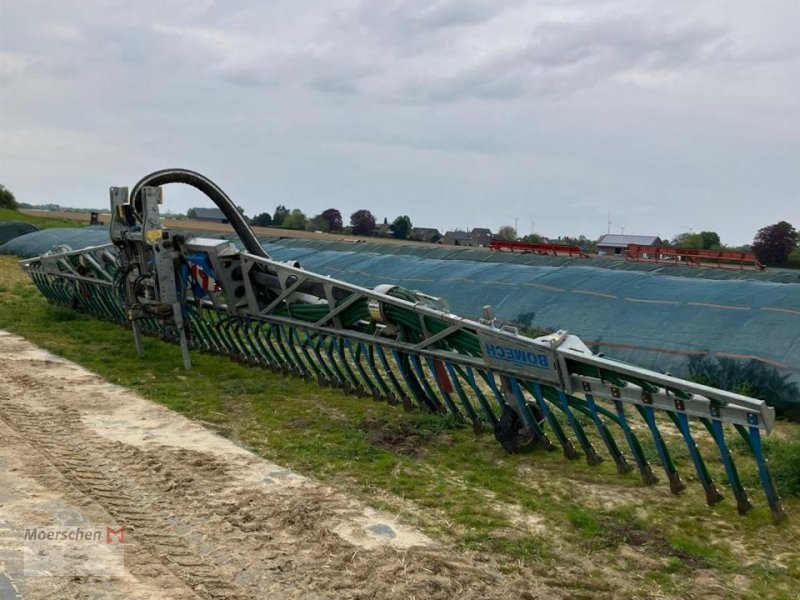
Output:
[[495, 404, 543, 454]]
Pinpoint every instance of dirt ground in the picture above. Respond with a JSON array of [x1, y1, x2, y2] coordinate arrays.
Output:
[[0, 331, 559, 599]]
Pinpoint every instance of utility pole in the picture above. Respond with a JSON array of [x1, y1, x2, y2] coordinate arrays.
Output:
[[514, 217, 518, 238]]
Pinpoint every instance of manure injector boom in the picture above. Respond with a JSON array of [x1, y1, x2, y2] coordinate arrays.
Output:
[[20, 169, 786, 522]]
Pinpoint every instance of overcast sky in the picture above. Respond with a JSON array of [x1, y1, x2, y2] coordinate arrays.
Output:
[[1, 0, 798, 244]]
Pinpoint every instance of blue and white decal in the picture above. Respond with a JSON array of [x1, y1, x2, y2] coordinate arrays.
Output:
[[483, 344, 550, 369], [477, 331, 560, 383]]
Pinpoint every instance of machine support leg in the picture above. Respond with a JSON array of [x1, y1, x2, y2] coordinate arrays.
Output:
[[172, 303, 192, 370], [132, 319, 144, 357]]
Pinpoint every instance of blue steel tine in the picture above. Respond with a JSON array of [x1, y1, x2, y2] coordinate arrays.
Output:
[[242, 318, 264, 363], [91, 284, 108, 320], [284, 326, 309, 375], [313, 334, 333, 380], [344, 338, 376, 395], [242, 317, 269, 365], [392, 350, 430, 411], [744, 416, 786, 522], [240, 319, 260, 362], [282, 325, 304, 372], [361, 341, 392, 400], [190, 308, 209, 352], [673, 411, 724, 505], [481, 370, 510, 414], [212, 314, 228, 353], [408, 354, 446, 414], [186, 306, 211, 352], [506, 377, 549, 443], [359, 342, 386, 397], [613, 400, 659, 485], [264, 322, 281, 366], [637, 404, 686, 494], [341, 337, 366, 390], [298, 328, 324, 376], [354, 339, 382, 396], [585, 393, 632, 474], [707, 419, 753, 515], [222, 317, 245, 359], [266, 323, 291, 371], [84, 285, 99, 315], [443, 363, 482, 426], [558, 390, 603, 465], [463, 366, 499, 426], [193, 307, 220, 352], [256, 322, 282, 367], [226, 317, 246, 359], [208, 313, 228, 354], [325, 336, 349, 386], [532, 383, 577, 458], [322, 335, 346, 385], [205, 312, 225, 353], [278, 324, 306, 377], [342, 336, 370, 394], [333, 336, 362, 393], [217, 315, 235, 356], [271, 325, 295, 372], [182, 309, 202, 351], [424, 357, 463, 420], [235, 318, 260, 363], [376, 345, 412, 408], [711, 419, 755, 515], [214, 315, 237, 355], [294, 327, 322, 377], [307, 332, 331, 379], [310, 334, 336, 383]]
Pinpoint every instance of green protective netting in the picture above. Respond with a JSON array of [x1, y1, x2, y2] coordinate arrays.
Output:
[[259, 237, 800, 284], [6, 228, 799, 413], [260, 239, 800, 414], [0, 221, 39, 245], [0, 227, 110, 258]]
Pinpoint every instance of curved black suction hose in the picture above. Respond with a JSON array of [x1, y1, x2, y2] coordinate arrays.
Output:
[[129, 168, 268, 259]]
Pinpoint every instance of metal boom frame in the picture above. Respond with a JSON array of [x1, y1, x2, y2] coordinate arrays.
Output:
[[19, 169, 786, 522]]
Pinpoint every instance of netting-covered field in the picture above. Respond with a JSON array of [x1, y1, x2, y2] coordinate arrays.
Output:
[[0, 220, 39, 246], [268, 237, 800, 283], [0, 225, 109, 257], [3, 226, 798, 411], [261, 240, 800, 392]]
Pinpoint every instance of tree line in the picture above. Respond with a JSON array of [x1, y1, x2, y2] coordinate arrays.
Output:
[[1, 182, 797, 265], [659, 225, 799, 266], [486, 221, 800, 267], [249, 205, 416, 239]]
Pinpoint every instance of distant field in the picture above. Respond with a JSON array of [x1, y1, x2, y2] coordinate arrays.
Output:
[[19, 208, 457, 248], [1, 208, 88, 229], [12, 209, 797, 279]]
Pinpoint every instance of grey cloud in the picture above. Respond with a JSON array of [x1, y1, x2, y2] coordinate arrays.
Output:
[[526, 17, 729, 70], [186, 8, 735, 104], [1, 1, 798, 244], [356, 0, 509, 35], [406, 16, 731, 103]]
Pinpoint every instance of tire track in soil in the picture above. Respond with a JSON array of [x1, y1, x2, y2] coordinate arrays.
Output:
[[0, 333, 559, 599]]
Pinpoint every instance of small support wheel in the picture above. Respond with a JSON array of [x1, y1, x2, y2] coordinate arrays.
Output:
[[495, 404, 542, 454]]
